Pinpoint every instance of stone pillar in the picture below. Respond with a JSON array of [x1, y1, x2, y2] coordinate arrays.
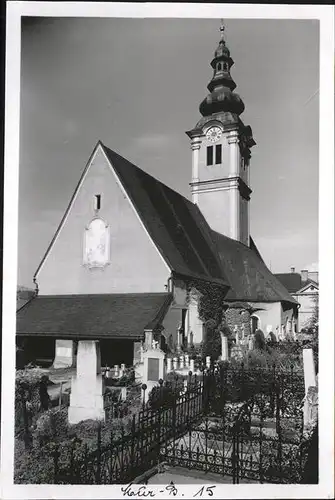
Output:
[[68, 340, 104, 424], [190, 359, 195, 374], [53, 339, 74, 369], [185, 354, 190, 368], [114, 364, 119, 377], [166, 358, 172, 373], [142, 348, 166, 403], [206, 356, 211, 369], [173, 357, 178, 371], [179, 356, 184, 369], [221, 334, 229, 361]]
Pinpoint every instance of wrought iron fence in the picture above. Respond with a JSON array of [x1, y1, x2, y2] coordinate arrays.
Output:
[[160, 392, 307, 484], [53, 378, 205, 484], [17, 363, 309, 485]]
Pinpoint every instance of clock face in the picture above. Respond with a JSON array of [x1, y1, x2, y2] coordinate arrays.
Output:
[[206, 126, 222, 143]]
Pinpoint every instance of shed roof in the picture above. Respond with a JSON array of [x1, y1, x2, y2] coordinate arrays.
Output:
[[16, 293, 173, 339]]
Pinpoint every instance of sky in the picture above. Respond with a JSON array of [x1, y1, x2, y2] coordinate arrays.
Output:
[[17, 17, 319, 288]]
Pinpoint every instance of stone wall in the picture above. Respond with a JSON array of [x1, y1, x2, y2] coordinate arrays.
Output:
[[225, 307, 251, 335]]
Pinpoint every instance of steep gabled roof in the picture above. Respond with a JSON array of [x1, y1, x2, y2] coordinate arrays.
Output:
[[274, 273, 303, 293], [16, 293, 172, 339], [32, 141, 296, 307], [211, 231, 298, 304], [101, 143, 229, 289]]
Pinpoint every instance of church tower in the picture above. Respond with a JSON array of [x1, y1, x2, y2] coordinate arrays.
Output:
[[186, 23, 256, 246]]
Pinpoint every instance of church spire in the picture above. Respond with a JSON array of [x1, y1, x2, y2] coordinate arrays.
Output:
[[219, 19, 225, 42], [199, 20, 245, 117]]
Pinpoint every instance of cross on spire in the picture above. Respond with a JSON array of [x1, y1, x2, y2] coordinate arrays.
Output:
[[220, 19, 225, 41]]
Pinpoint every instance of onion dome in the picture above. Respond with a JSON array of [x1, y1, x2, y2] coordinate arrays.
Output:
[[199, 23, 245, 117]]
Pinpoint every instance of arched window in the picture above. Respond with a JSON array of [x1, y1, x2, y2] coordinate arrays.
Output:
[[223, 62, 228, 71], [250, 315, 260, 334], [83, 218, 110, 268], [217, 62, 222, 71]]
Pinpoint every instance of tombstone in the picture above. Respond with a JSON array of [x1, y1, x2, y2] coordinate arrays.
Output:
[[133, 341, 142, 365], [152, 340, 159, 350], [248, 335, 255, 351], [179, 356, 185, 369], [121, 387, 127, 401], [234, 325, 239, 345], [68, 340, 105, 424], [190, 359, 195, 374], [166, 357, 172, 373], [142, 348, 165, 402], [206, 356, 211, 369], [173, 357, 178, 371], [144, 330, 153, 349], [221, 334, 229, 361], [53, 339, 74, 369], [275, 326, 280, 342], [303, 385, 318, 432], [266, 325, 273, 340]]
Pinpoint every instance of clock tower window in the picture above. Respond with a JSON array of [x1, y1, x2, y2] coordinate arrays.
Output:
[[206, 146, 214, 166], [215, 144, 222, 164]]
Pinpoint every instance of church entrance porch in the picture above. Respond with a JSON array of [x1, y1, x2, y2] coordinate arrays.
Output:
[[99, 339, 134, 368], [16, 336, 55, 369]]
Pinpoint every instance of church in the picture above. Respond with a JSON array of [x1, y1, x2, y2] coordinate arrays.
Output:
[[16, 25, 298, 369]]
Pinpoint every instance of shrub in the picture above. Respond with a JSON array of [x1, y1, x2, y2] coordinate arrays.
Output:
[[32, 407, 68, 447], [254, 329, 266, 350], [148, 384, 180, 410]]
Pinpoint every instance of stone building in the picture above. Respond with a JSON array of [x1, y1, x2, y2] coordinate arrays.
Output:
[[275, 267, 319, 330], [16, 24, 298, 370]]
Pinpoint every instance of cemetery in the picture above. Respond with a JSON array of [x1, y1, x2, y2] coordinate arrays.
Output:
[[13, 19, 320, 487], [14, 322, 318, 485]]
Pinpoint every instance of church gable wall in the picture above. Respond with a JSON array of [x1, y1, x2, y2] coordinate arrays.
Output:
[[36, 147, 170, 295]]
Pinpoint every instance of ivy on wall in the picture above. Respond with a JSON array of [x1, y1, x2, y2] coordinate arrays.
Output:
[[186, 280, 230, 360]]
